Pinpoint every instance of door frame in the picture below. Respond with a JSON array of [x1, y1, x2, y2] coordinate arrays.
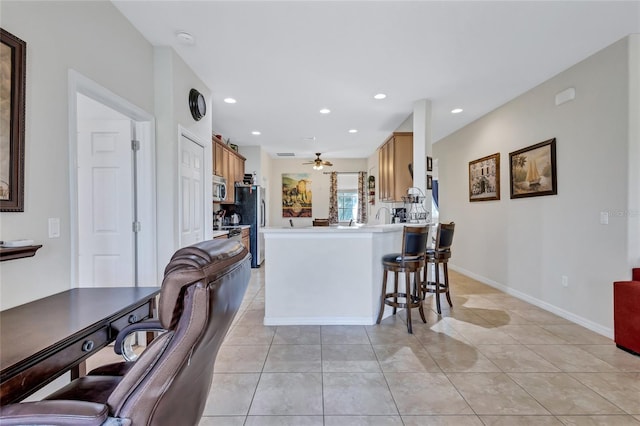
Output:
[[177, 125, 209, 248], [68, 70, 157, 287]]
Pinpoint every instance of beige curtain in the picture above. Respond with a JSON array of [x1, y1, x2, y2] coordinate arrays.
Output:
[[328, 172, 338, 223], [357, 171, 367, 224]]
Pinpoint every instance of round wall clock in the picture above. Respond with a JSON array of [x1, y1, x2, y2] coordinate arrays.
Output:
[[189, 88, 206, 121]]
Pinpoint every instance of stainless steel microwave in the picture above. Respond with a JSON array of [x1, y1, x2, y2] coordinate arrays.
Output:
[[212, 175, 227, 202]]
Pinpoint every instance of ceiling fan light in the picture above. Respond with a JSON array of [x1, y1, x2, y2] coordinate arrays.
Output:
[[313, 164, 323, 170]]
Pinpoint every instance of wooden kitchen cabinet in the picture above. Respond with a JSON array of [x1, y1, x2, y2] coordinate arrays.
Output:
[[213, 136, 246, 203], [214, 142, 224, 176], [241, 227, 250, 252], [377, 132, 413, 202]]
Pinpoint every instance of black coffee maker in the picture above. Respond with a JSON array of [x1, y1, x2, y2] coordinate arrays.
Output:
[[391, 207, 407, 223]]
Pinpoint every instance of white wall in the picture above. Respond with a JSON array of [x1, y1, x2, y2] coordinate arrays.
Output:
[[153, 47, 212, 268], [268, 158, 367, 228], [0, 2, 213, 308], [433, 36, 639, 336], [0, 1, 155, 309]]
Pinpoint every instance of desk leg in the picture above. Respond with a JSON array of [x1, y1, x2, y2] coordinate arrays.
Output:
[[71, 361, 87, 380], [146, 297, 157, 345]]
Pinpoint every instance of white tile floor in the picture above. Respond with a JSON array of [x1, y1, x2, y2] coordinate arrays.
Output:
[[91, 265, 640, 425]]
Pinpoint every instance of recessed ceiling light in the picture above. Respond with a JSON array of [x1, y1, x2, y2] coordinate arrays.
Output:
[[175, 31, 195, 45], [224, 98, 237, 104], [319, 108, 331, 114], [251, 131, 261, 135], [348, 129, 358, 133], [451, 108, 463, 114], [374, 93, 387, 100]]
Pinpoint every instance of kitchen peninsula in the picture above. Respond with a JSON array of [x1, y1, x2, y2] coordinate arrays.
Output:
[[261, 224, 406, 325]]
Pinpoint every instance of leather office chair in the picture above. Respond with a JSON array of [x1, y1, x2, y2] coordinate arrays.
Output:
[[0, 239, 251, 426], [376, 225, 430, 334], [422, 222, 455, 314]]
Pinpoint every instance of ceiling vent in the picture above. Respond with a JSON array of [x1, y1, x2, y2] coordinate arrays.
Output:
[[276, 152, 296, 157]]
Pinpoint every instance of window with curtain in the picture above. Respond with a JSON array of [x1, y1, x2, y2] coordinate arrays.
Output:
[[337, 190, 358, 221], [332, 172, 367, 223]]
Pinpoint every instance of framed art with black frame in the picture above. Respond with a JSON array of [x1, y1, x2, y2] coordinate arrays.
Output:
[[509, 138, 557, 199], [1, 28, 26, 212], [469, 153, 500, 202]]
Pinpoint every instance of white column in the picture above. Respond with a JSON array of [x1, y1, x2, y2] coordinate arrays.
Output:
[[412, 99, 432, 217]]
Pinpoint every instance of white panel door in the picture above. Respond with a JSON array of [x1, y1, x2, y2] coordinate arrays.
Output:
[[78, 120, 134, 287], [180, 134, 205, 246]]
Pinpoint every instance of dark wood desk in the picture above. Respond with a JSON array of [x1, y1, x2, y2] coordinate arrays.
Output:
[[0, 287, 159, 404]]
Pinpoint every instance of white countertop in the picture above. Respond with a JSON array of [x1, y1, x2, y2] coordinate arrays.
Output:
[[262, 223, 428, 234]]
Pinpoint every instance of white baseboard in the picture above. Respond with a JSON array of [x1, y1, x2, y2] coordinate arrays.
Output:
[[264, 316, 374, 326], [449, 264, 614, 339]]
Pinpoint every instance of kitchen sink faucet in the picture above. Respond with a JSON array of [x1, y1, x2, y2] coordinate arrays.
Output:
[[375, 207, 391, 224]]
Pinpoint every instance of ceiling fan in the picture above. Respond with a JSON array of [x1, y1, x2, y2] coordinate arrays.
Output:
[[303, 153, 333, 170]]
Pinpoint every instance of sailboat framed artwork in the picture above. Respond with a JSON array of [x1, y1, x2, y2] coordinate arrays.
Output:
[[509, 138, 557, 199]]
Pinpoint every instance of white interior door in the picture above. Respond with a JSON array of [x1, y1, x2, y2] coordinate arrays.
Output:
[[77, 119, 134, 287], [180, 134, 205, 246]]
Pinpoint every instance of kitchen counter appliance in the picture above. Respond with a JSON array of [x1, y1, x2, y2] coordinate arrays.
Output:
[[212, 175, 227, 202]]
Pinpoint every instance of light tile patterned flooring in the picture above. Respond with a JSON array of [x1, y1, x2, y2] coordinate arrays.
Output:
[[197, 266, 640, 425], [89, 265, 640, 425]]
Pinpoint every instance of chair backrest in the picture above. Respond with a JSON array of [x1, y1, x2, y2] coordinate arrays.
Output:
[[107, 239, 251, 426], [402, 225, 430, 258], [435, 222, 455, 251]]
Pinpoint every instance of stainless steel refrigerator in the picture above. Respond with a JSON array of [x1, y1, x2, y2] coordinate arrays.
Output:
[[235, 185, 265, 268]]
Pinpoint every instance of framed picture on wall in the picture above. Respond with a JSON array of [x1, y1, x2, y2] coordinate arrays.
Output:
[[0, 28, 26, 212], [427, 174, 433, 190], [469, 153, 500, 202], [426, 156, 433, 172], [282, 173, 312, 217], [509, 138, 557, 199]]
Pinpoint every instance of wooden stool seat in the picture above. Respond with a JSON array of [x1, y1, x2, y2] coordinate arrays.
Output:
[[421, 222, 455, 315], [377, 226, 429, 334]]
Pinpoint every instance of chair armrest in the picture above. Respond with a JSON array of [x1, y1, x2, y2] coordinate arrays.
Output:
[[113, 319, 166, 360], [0, 400, 108, 426]]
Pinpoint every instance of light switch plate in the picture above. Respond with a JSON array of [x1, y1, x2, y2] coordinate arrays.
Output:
[[48, 218, 60, 238], [600, 211, 609, 225]]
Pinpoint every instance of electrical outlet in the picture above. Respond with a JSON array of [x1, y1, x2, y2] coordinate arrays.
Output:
[[561, 275, 569, 288]]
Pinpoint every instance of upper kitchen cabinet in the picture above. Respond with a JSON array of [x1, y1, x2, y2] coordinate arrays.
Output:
[[378, 132, 413, 202], [213, 136, 245, 203]]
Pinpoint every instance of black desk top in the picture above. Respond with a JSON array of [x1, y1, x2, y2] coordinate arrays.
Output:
[[0, 287, 159, 376]]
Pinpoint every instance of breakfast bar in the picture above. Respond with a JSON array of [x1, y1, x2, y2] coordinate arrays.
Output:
[[261, 224, 406, 325]]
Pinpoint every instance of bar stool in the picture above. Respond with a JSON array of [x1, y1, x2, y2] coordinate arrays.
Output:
[[376, 225, 430, 333], [422, 222, 455, 315]]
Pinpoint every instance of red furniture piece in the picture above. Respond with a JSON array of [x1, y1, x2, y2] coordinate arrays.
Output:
[[614, 268, 640, 355]]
